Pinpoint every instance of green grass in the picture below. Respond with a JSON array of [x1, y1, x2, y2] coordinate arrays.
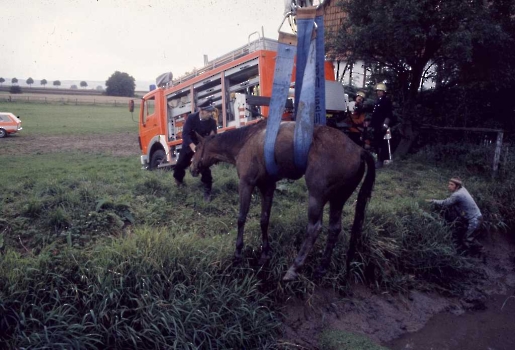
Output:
[[1, 103, 514, 349], [1, 152, 503, 348], [320, 329, 389, 350], [0, 101, 137, 135]]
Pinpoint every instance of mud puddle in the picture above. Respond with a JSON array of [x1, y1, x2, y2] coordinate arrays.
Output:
[[385, 289, 515, 350], [281, 231, 515, 349]]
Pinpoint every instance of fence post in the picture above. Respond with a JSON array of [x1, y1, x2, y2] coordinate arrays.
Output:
[[493, 130, 504, 176], [503, 145, 509, 171]]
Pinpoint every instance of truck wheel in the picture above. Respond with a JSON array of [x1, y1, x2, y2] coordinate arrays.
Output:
[[150, 149, 166, 170], [0, 129, 6, 138]]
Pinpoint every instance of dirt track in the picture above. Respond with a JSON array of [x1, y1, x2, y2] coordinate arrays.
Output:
[[1, 132, 140, 157]]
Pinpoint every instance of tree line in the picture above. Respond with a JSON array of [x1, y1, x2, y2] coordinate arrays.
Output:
[[0, 71, 136, 97]]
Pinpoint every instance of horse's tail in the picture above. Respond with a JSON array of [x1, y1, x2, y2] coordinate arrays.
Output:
[[346, 150, 376, 274]]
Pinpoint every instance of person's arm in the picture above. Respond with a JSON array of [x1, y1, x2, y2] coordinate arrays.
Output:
[[384, 99, 393, 128], [182, 114, 196, 152], [429, 193, 459, 207]]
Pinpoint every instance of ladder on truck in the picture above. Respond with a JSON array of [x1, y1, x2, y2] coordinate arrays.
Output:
[[171, 36, 279, 87]]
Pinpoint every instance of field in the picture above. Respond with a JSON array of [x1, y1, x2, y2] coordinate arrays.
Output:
[[1, 100, 515, 349], [0, 101, 139, 157]]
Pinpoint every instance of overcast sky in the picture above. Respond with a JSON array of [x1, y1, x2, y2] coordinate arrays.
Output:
[[2, 0, 294, 85]]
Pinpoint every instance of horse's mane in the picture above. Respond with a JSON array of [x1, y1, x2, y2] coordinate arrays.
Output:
[[210, 119, 267, 155]]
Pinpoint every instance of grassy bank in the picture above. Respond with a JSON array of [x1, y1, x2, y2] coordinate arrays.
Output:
[[1, 103, 514, 348]]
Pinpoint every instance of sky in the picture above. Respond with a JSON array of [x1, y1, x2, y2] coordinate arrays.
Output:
[[1, 0, 294, 87]]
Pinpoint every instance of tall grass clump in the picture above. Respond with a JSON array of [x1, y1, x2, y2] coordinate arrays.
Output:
[[0, 229, 281, 349]]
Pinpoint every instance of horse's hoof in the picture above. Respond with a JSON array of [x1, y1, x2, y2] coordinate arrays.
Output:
[[258, 255, 270, 266], [233, 256, 243, 266], [314, 267, 327, 279], [282, 269, 298, 282]]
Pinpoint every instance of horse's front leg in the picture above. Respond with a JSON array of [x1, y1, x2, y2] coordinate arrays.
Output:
[[257, 182, 276, 265], [234, 180, 255, 265], [283, 195, 324, 281]]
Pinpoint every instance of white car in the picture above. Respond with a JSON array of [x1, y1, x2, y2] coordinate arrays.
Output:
[[0, 112, 23, 138]]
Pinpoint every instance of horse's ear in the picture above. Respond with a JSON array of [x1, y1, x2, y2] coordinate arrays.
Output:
[[195, 131, 204, 143]]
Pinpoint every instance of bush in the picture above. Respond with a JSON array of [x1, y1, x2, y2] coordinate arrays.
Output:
[[9, 85, 22, 94]]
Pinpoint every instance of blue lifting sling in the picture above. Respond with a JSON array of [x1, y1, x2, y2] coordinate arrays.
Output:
[[263, 32, 297, 176], [265, 7, 326, 175]]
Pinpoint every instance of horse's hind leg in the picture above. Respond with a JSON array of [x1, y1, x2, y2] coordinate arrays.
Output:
[[283, 195, 324, 281], [315, 197, 346, 278], [234, 180, 255, 265], [258, 182, 276, 265]]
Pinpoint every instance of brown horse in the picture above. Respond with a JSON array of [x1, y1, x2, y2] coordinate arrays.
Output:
[[190, 120, 375, 281]]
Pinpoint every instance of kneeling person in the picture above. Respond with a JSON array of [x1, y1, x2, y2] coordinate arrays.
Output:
[[427, 177, 483, 254]]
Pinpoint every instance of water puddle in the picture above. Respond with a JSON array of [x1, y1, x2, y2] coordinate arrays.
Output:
[[385, 290, 515, 350]]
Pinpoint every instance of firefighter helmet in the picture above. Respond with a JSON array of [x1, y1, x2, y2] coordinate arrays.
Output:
[[375, 83, 387, 92], [356, 91, 366, 98]]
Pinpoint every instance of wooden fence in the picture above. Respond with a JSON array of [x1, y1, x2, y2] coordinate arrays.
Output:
[[1, 94, 142, 108], [419, 126, 506, 176]]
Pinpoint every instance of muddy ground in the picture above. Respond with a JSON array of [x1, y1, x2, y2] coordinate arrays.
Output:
[[281, 228, 515, 349], [4, 133, 515, 349]]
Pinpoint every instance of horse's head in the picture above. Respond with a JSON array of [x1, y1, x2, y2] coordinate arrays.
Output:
[[190, 132, 212, 177]]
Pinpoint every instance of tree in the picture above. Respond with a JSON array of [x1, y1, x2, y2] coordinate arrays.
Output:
[[41, 79, 47, 88], [26, 77, 34, 88], [80, 81, 88, 89], [71, 85, 78, 89], [329, 0, 514, 153], [11, 77, 18, 85], [53, 80, 61, 88], [105, 71, 135, 97], [0, 77, 4, 86], [96, 85, 104, 91]]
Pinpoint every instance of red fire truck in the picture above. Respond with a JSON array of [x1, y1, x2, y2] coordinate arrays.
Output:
[[136, 35, 346, 169]]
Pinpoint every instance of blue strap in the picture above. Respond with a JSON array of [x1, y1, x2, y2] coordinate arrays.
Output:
[[265, 9, 326, 174], [264, 33, 297, 176], [292, 8, 318, 172], [314, 11, 326, 125], [293, 35, 316, 171], [293, 13, 315, 119]]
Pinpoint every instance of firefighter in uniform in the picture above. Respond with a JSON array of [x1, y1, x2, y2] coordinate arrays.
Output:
[[370, 83, 393, 168], [345, 91, 367, 146], [173, 99, 217, 201]]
